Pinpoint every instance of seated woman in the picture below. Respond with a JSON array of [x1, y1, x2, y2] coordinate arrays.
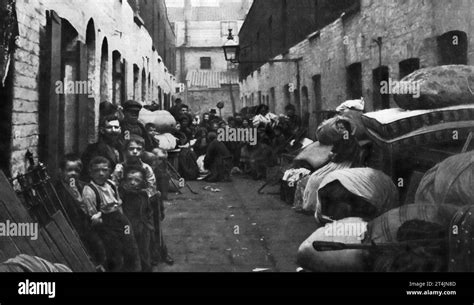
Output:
[[204, 132, 232, 182], [296, 118, 360, 213]]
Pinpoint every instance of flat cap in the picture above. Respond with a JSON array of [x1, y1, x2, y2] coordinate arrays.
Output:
[[123, 100, 143, 111]]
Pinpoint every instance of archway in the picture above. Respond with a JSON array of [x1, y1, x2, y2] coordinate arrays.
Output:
[[100, 38, 109, 102]]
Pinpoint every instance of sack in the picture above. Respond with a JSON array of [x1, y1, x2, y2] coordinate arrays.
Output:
[[336, 99, 365, 112], [365, 203, 459, 244], [314, 168, 399, 224], [293, 141, 333, 171], [415, 151, 474, 206], [302, 161, 352, 212], [340, 109, 367, 140], [297, 218, 368, 272], [153, 133, 177, 151], [178, 148, 199, 181], [139, 109, 176, 133], [316, 116, 359, 145], [394, 65, 474, 110]]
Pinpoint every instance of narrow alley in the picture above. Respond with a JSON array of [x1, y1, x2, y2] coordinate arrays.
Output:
[[157, 177, 315, 272]]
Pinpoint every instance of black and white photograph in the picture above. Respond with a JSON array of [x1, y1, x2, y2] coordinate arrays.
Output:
[[0, 0, 473, 303]]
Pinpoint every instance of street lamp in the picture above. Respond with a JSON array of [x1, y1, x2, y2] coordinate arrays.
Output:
[[222, 29, 240, 64], [223, 29, 303, 110], [222, 29, 302, 64]]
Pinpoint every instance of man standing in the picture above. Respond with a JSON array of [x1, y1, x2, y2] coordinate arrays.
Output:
[[81, 115, 123, 181], [121, 100, 156, 152], [169, 98, 183, 120]]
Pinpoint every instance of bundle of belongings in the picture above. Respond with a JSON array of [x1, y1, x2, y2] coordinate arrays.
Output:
[[415, 150, 474, 207], [0, 254, 72, 272], [297, 203, 470, 272], [362, 65, 474, 152], [286, 99, 369, 211], [252, 112, 279, 128], [297, 151, 474, 272]]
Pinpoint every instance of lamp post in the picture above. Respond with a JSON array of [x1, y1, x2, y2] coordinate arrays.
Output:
[[223, 29, 303, 110]]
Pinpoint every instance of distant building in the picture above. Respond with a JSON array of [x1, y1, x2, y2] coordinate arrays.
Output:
[[167, 0, 252, 118]]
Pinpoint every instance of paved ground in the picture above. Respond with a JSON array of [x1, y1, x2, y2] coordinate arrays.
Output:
[[154, 176, 317, 272]]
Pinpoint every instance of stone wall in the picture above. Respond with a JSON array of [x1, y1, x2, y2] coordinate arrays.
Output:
[[240, 0, 474, 139], [10, 0, 177, 177], [187, 86, 240, 119]]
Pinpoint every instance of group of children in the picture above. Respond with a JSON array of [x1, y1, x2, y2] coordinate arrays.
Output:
[[57, 133, 172, 272]]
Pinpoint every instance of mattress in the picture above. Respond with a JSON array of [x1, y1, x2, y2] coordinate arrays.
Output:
[[366, 120, 474, 153], [362, 104, 474, 140]]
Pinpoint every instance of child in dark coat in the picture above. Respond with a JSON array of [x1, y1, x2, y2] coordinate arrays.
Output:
[[119, 166, 155, 272]]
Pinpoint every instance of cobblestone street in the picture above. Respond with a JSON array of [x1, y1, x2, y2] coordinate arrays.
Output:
[[156, 177, 316, 272]]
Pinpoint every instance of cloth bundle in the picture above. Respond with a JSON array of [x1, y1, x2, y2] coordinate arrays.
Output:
[[282, 168, 311, 187]]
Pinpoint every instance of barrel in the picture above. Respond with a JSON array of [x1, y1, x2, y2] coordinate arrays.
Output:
[[365, 204, 459, 244]]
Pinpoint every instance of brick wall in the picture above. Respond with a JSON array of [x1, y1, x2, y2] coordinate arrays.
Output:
[[10, 0, 177, 178], [137, 0, 177, 74], [240, 0, 474, 139], [239, 0, 356, 79]]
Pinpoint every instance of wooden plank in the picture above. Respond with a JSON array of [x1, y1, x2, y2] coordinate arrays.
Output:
[[44, 219, 85, 271], [52, 212, 95, 272], [0, 237, 21, 262], [47, 10, 62, 176], [0, 203, 38, 257], [29, 233, 58, 263], [40, 228, 68, 267]]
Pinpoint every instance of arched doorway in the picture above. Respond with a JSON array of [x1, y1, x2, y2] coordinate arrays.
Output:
[[301, 86, 310, 128], [100, 38, 109, 102], [141, 69, 146, 103], [86, 19, 96, 144]]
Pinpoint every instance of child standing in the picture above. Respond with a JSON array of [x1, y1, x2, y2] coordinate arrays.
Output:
[[55, 154, 106, 271], [112, 134, 173, 265], [81, 156, 141, 272], [119, 166, 155, 272], [111, 135, 157, 198]]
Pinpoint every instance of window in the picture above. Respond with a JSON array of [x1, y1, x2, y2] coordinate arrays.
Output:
[[346, 62, 362, 99], [438, 31, 468, 65], [133, 65, 140, 101], [270, 87, 276, 112], [399, 58, 420, 79], [312, 75, 322, 125], [200, 57, 211, 69], [221, 21, 238, 37], [301, 86, 310, 128], [373, 66, 390, 110], [112, 51, 125, 106]]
